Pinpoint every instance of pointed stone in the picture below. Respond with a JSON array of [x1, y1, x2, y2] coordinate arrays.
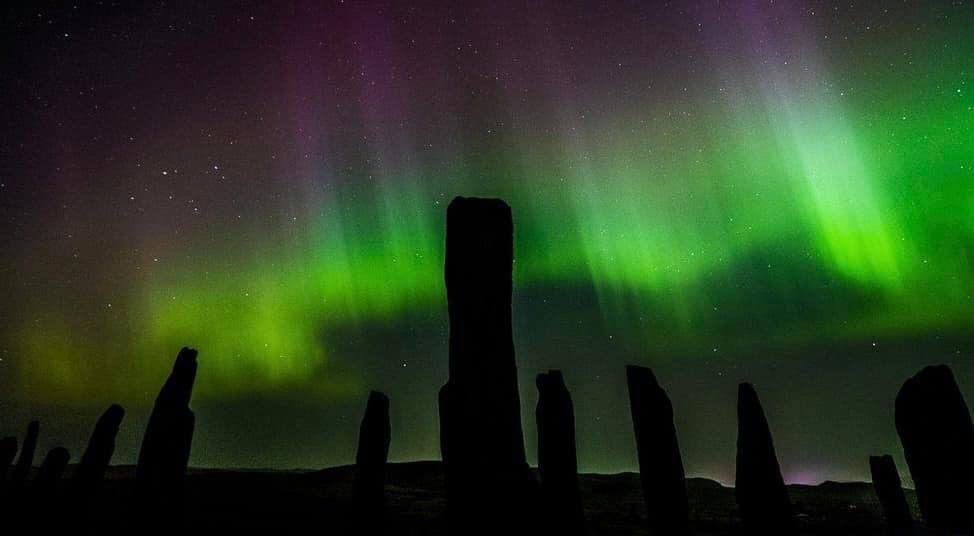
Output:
[[536, 370, 585, 536], [736, 383, 794, 534], [354, 391, 391, 532], [438, 197, 537, 534], [74, 404, 125, 489], [11, 420, 39, 486], [136, 347, 198, 512], [869, 454, 914, 533], [0, 436, 16, 483], [626, 365, 688, 535], [35, 447, 70, 492], [895, 365, 974, 531]]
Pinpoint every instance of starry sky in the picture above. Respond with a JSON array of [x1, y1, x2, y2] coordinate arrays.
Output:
[[1, 0, 972, 484]]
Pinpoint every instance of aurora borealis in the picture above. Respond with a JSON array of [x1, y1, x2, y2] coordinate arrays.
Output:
[[1, 0, 973, 482]]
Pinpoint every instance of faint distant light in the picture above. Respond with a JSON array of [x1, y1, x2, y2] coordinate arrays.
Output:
[[786, 470, 823, 485]]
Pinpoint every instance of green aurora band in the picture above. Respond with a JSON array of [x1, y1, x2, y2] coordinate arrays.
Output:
[[5, 1, 974, 434]]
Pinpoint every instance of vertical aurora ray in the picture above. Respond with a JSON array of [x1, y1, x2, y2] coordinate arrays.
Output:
[[737, 1, 906, 291], [2, 1, 974, 480]]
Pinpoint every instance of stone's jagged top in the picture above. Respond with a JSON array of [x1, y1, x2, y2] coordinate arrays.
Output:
[[76, 404, 125, 487], [92, 404, 126, 434], [103, 403, 126, 423], [367, 390, 389, 406], [36, 447, 70, 488], [895, 364, 974, 531], [447, 196, 512, 220], [625, 364, 659, 389], [737, 382, 760, 414], [736, 382, 794, 534], [869, 454, 913, 531], [536, 371, 575, 473], [441, 194, 525, 468], [536, 369, 585, 536], [626, 365, 689, 535], [445, 197, 513, 238], [157, 347, 198, 409], [12, 420, 39, 485], [902, 364, 954, 383], [445, 196, 513, 307]]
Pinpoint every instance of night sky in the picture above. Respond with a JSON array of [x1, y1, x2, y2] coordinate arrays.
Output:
[[1, 1, 973, 484]]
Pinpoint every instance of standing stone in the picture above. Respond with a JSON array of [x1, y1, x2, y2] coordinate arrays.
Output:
[[34, 447, 71, 531], [438, 197, 537, 534], [895, 365, 974, 531], [136, 347, 198, 513], [0, 436, 16, 521], [626, 365, 689, 535], [74, 404, 125, 489], [869, 454, 913, 534], [736, 382, 794, 534], [536, 370, 585, 536], [354, 390, 391, 532], [35, 447, 70, 492], [0, 437, 16, 483], [11, 420, 39, 486]]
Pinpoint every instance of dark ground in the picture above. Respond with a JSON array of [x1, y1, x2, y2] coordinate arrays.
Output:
[[73, 461, 920, 534]]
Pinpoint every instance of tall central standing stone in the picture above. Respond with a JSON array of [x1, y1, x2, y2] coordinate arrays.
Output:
[[439, 197, 536, 533]]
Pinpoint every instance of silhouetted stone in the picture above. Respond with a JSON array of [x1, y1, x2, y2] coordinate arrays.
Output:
[[536, 370, 585, 536], [438, 197, 537, 534], [736, 383, 794, 534], [354, 391, 391, 532], [0, 436, 16, 483], [36, 447, 70, 492], [11, 420, 39, 486], [33, 446, 71, 530], [74, 404, 125, 490], [869, 454, 914, 534], [895, 365, 974, 532], [626, 365, 688, 535], [136, 347, 198, 514]]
